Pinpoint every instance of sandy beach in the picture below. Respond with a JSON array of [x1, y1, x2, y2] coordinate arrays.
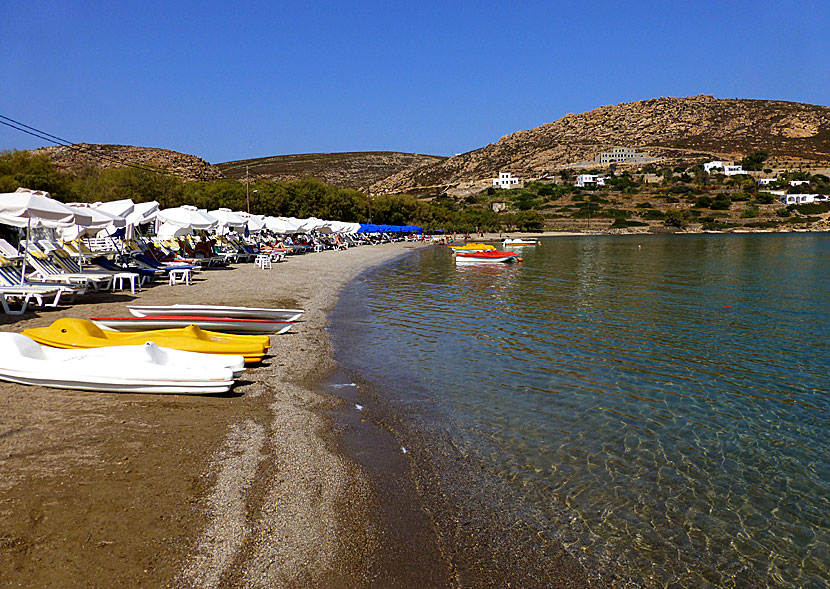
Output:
[[0, 241, 595, 588]]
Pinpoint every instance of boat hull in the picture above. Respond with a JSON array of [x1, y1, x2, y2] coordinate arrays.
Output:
[[455, 250, 520, 263], [127, 304, 304, 322], [0, 334, 237, 394], [92, 315, 294, 335]]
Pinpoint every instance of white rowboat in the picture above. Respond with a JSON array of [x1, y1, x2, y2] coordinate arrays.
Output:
[[128, 304, 304, 322], [92, 315, 294, 335]]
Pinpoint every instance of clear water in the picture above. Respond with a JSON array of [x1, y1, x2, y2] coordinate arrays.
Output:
[[331, 234, 830, 587]]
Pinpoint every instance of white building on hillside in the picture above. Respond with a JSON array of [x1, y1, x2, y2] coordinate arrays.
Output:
[[595, 146, 653, 164], [758, 178, 777, 185], [789, 180, 810, 187], [493, 171, 521, 190], [575, 174, 606, 187], [781, 194, 828, 205], [723, 164, 745, 176], [703, 161, 724, 173]]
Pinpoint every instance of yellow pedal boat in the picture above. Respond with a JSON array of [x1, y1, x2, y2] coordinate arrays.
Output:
[[449, 243, 496, 253], [23, 318, 269, 364]]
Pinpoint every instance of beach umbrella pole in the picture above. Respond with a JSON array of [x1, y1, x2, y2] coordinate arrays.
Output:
[[18, 218, 30, 285]]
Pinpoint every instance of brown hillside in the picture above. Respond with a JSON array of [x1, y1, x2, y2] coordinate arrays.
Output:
[[35, 143, 224, 182], [216, 151, 447, 190], [372, 95, 830, 194]]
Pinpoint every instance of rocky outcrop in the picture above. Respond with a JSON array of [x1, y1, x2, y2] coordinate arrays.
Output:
[[372, 95, 830, 194], [216, 151, 447, 190], [35, 143, 224, 182]]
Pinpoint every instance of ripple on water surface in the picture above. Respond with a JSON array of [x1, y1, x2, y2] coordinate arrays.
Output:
[[332, 234, 830, 588]]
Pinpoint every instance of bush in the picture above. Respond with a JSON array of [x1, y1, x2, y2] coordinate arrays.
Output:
[[741, 205, 760, 218], [665, 196, 680, 203], [755, 192, 776, 204], [610, 218, 647, 228], [793, 202, 830, 215], [695, 196, 712, 208], [640, 209, 666, 220], [776, 208, 791, 218], [636, 202, 653, 208], [664, 208, 689, 228], [710, 197, 732, 210]]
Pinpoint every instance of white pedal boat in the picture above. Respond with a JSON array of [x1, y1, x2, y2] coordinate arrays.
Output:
[[502, 238, 539, 247], [91, 315, 294, 335], [0, 333, 243, 394], [127, 304, 304, 322]]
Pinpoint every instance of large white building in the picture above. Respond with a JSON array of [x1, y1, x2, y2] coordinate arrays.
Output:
[[493, 171, 521, 190], [595, 146, 653, 164], [703, 161, 724, 173], [575, 174, 606, 187], [703, 161, 745, 176]]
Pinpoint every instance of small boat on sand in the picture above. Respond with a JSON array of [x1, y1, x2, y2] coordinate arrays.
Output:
[[23, 318, 269, 364], [454, 250, 521, 263], [502, 238, 539, 247], [91, 315, 294, 335], [0, 333, 240, 394], [127, 304, 304, 323]]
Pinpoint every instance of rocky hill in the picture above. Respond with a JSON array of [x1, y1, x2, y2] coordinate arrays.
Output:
[[35, 143, 224, 182], [372, 95, 830, 194], [216, 151, 446, 190]]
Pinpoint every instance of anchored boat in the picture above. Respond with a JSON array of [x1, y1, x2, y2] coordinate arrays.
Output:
[[0, 333, 241, 394], [502, 238, 539, 247], [454, 250, 521, 263], [450, 243, 496, 253]]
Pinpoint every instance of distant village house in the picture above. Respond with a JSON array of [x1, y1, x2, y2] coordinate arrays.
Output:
[[781, 194, 828, 205], [491, 202, 508, 212], [493, 171, 521, 190], [594, 146, 653, 164], [758, 178, 776, 185], [575, 174, 606, 188], [722, 164, 745, 176], [703, 160, 745, 176], [789, 180, 810, 187]]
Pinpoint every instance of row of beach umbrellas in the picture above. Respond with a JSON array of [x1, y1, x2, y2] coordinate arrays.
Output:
[[0, 190, 420, 253]]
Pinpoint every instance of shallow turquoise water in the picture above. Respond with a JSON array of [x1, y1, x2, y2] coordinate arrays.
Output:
[[331, 234, 830, 587]]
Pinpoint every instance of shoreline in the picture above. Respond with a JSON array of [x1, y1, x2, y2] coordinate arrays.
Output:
[[0, 243, 450, 586], [0, 241, 600, 587]]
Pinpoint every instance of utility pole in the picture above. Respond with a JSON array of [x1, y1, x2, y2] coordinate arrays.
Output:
[[246, 165, 250, 213], [367, 186, 372, 223]]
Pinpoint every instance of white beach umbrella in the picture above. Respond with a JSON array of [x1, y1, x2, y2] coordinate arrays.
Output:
[[264, 216, 292, 233], [237, 211, 266, 234], [0, 189, 91, 283], [208, 208, 247, 234], [156, 222, 192, 238], [156, 205, 218, 231], [61, 204, 126, 240], [94, 198, 135, 219]]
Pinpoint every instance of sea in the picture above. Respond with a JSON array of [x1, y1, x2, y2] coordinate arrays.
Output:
[[329, 233, 829, 588]]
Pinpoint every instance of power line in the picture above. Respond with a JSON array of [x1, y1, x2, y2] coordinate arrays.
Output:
[[0, 114, 173, 176]]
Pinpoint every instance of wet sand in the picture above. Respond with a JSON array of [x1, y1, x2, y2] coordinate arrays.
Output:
[[0, 242, 596, 588]]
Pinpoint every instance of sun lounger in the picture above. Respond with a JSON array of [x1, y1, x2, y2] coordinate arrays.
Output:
[[26, 251, 113, 291], [0, 256, 86, 301]]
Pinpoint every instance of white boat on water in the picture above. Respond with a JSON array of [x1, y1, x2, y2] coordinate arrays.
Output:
[[0, 333, 242, 394], [502, 238, 539, 247], [127, 304, 304, 323]]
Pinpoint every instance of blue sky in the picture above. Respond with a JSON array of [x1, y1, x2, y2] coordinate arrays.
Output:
[[2, 0, 828, 163]]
